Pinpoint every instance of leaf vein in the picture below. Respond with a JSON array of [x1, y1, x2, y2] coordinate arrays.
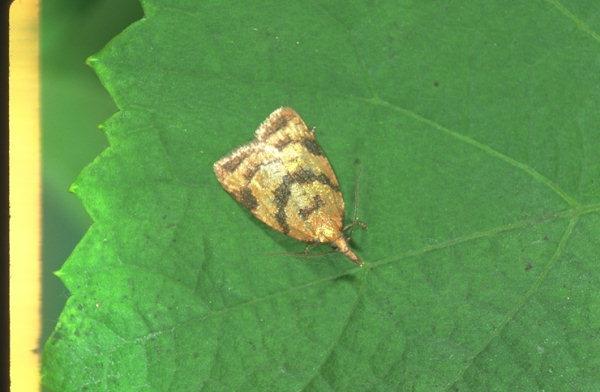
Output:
[[355, 95, 580, 207], [544, 0, 600, 44], [443, 216, 579, 390]]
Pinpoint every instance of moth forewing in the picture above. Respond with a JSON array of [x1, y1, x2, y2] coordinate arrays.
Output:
[[213, 107, 362, 266]]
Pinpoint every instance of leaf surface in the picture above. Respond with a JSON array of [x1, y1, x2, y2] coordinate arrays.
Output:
[[43, 1, 600, 390]]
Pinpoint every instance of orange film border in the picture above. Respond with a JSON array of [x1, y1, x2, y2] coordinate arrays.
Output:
[[9, 0, 41, 391]]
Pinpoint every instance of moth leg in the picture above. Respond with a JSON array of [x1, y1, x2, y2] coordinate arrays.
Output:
[[342, 220, 368, 244], [303, 242, 320, 255], [296, 242, 336, 260], [343, 220, 368, 233], [265, 242, 331, 259]]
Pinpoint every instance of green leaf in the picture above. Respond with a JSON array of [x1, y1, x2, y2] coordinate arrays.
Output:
[[43, 1, 600, 390]]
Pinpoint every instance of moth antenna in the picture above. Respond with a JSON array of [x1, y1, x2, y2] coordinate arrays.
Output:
[[344, 158, 367, 237], [352, 158, 362, 223]]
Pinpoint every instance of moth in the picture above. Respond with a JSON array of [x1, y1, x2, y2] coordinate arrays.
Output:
[[213, 107, 362, 266]]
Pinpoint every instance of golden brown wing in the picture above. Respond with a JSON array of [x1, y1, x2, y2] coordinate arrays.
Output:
[[256, 107, 340, 189], [214, 107, 346, 243]]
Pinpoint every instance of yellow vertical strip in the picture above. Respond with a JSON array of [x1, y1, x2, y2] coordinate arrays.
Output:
[[9, 0, 41, 391]]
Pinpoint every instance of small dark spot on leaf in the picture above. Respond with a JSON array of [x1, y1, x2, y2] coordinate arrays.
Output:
[[433, 80, 440, 87], [525, 262, 533, 271], [543, 235, 549, 241]]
